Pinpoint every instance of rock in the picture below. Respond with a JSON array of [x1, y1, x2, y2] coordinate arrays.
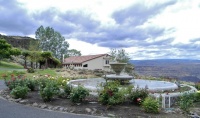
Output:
[[89, 101, 98, 104], [107, 113, 115, 117], [8, 98, 15, 101], [14, 98, 22, 102], [92, 108, 97, 112], [48, 106, 53, 110], [85, 108, 92, 113], [40, 104, 47, 109], [6, 95, 11, 99], [53, 106, 59, 110], [59, 107, 64, 112], [19, 100, 28, 104], [32, 102, 38, 107], [63, 108, 68, 112], [188, 112, 200, 118], [69, 108, 75, 113], [91, 108, 97, 114]]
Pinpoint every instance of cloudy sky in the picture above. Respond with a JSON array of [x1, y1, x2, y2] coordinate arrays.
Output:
[[0, 0, 200, 60]]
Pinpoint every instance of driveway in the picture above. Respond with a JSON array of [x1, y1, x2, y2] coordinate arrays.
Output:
[[0, 80, 100, 118]]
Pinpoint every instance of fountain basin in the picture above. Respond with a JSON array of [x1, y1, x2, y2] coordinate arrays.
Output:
[[104, 74, 133, 81], [68, 78, 179, 92]]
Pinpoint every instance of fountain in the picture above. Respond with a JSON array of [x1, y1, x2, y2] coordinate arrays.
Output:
[[68, 61, 180, 92], [104, 62, 133, 83], [67, 61, 197, 108]]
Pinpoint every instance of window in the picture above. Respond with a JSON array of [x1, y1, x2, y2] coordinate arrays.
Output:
[[105, 60, 109, 64], [83, 64, 88, 67]]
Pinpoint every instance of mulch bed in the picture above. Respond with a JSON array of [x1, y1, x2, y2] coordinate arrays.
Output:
[[0, 89, 188, 118]]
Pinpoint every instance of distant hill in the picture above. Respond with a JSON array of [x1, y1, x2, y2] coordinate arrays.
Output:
[[0, 34, 36, 49], [130, 59, 200, 82]]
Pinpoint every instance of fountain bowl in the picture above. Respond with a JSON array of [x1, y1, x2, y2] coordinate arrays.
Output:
[[110, 62, 126, 75]]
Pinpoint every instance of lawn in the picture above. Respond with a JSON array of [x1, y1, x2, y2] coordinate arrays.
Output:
[[0, 61, 24, 69], [0, 61, 57, 79]]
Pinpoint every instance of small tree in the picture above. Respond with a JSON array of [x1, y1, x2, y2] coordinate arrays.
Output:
[[109, 48, 134, 74], [41, 51, 52, 69], [0, 39, 21, 61], [22, 51, 30, 68], [109, 49, 130, 63]]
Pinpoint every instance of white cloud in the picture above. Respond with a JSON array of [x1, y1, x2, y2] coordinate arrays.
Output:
[[1, 0, 200, 60], [67, 38, 110, 55]]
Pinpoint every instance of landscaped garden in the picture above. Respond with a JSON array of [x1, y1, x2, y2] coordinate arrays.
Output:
[[0, 68, 200, 118]]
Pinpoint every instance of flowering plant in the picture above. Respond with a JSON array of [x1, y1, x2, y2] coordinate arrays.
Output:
[[98, 81, 126, 106], [129, 88, 149, 105]]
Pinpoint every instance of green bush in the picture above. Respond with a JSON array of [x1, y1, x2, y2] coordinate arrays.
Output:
[[195, 82, 200, 90], [39, 80, 59, 102], [98, 81, 128, 106], [4, 75, 37, 91], [10, 86, 29, 99], [142, 97, 160, 113], [178, 93, 194, 113], [193, 92, 200, 102], [27, 68, 35, 73], [70, 85, 89, 103], [64, 84, 72, 96], [129, 88, 149, 105], [5, 78, 26, 90], [24, 79, 36, 91]]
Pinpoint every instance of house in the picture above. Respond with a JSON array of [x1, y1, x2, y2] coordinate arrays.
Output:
[[62, 54, 111, 71]]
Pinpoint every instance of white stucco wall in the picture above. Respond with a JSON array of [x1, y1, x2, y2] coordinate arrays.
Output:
[[82, 55, 110, 70]]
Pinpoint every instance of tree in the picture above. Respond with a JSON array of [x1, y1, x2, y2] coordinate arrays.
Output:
[[0, 39, 21, 61], [22, 50, 30, 68], [109, 49, 130, 63], [41, 51, 52, 69], [109, 49, 134, 74], [66, 49, 81, 57], [35, 25, 69, 61]]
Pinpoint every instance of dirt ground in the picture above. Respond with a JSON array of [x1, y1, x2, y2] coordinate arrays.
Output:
[[1, 88, 189, 118]]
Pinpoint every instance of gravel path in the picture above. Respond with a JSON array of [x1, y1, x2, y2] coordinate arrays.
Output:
[[0, 80, 101, 118]]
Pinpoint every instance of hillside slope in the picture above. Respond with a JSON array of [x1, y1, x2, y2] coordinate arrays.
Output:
[[130, 59, 200, 82]]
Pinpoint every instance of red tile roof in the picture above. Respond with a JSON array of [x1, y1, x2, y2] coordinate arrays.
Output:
[[63, 54, 108, 64]]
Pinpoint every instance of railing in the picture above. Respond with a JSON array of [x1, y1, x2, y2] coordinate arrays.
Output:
[[151, 84, 197, 108]]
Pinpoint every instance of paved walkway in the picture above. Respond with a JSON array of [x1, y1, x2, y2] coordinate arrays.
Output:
[[0, 80, 100, 118]]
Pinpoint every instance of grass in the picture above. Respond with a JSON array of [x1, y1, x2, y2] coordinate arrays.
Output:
[[0, 61, 24, 69], [26, 69, 57, 78], [0, 61, 25, 79]]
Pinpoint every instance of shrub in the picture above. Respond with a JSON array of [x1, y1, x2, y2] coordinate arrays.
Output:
[[193, 92, 200, 102], [70, 85, 89, 103], [129, 88, 149, 105], [195, 82, 200, 90], [27, 68, 35, 73], [56, 76, 71, 86], [39, 80, 59, 102], [5, 77, 26, 90], [98, 81, 128, 106], [142, 97, 160, 113], [10, 86, 29, 99], [178, 93, 194, 113], [24, 79, 36, 91], [64, 84, 72, 96]]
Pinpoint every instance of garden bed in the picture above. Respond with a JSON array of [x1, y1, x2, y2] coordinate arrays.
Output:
[[0, 89, 187, 118]]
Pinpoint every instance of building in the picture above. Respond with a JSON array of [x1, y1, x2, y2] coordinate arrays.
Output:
[[62, 54, 111, 71]]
